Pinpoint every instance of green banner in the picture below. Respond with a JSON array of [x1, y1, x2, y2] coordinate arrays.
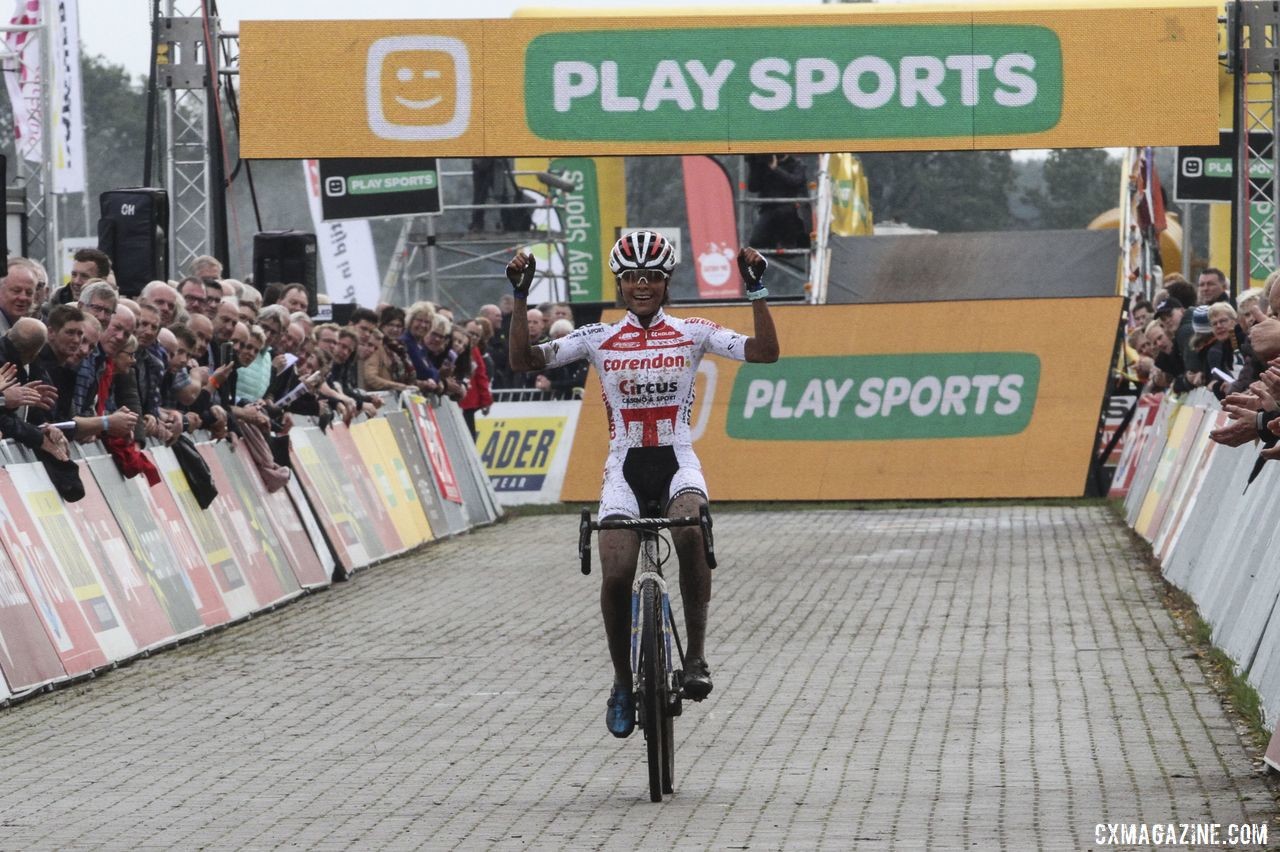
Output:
[[551, 157, 604, 301], [347, 169, 438, 194], [525, 25, 1062, 141], [1250, 200, 1277, 281], [727, 352, 1041, 440]]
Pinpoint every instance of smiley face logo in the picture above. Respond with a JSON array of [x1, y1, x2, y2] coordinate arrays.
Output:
[[366, 35, 471, 141]]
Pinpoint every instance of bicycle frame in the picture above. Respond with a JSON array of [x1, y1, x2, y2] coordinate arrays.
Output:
[[629, 532, 679, 689], [578, 506, 716, 801]]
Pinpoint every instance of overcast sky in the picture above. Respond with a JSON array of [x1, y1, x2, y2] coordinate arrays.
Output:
[[80, 0, 826, 79]]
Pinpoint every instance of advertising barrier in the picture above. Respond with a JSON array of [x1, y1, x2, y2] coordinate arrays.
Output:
[[435, 403, 494, 528], [289, 425, 377, 573], [0, 529, 66, 694], [406, 395, 464, 506], [386, 410, 449, 539], [1119, 388, 1280, 762], [70, 459, 197, 647], [475, 400, 581, 505], [443, 402, 503, 524], [284, 478, 337, 586], [240, 3, 1218, 158], [149, 447, 239, 624], [212, 441, 331, 591], [1107, 393, 1163, 498], [561, 300, 1121, 501], [0, 468, 109, 676], [12, 462, 139, 661], [328, 424, 407, 557], [196, 444, 302, 609], [350, 417, 433, 550], [0, 395, 498, 704]]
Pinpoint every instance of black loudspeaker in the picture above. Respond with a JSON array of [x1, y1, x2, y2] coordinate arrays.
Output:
[[98, 187, 168, 297], [253, 230, 317, 313], [328, 303, 356, 326]]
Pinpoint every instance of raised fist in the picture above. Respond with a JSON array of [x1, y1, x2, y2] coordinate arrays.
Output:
[[737, 247, 768, 297], [507, 252, 536, 294]]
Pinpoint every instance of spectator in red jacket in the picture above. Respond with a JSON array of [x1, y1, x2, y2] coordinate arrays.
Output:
[[459, 319, 492, 439]]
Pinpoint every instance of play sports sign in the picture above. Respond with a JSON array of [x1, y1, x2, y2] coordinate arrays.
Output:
[[238, 2, 1218, 158], [559, 298, 1122, 501]]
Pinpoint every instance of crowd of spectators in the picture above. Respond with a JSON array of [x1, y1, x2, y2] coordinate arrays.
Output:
[[1125, 268, 1245, 396], [1122, 264, 1280, 458], [0, 247, 592, 494]]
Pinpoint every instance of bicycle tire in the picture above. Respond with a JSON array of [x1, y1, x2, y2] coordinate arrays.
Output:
[[641, 579, 665, 803], [661, 684, 675, 794], [660, 593, 676, 794]]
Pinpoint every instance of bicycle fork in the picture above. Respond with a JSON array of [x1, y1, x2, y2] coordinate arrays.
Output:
[[631, 571, 686, 715]]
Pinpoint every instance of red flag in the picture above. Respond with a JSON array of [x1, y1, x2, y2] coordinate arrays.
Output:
[[1138, 148, 1167, 233], [682, 156, 743, 299]]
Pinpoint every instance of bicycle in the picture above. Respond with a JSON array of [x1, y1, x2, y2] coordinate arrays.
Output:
[[578, 503, 716, 802]]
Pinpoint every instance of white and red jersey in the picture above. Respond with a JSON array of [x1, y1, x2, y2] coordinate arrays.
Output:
[[537, 308, 748, 451]]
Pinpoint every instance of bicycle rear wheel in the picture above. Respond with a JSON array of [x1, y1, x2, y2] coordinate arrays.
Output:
[[640, 579, 666, 802]]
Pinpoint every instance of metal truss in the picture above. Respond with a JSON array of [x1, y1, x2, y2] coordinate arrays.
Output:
[[383, 165, 570, 312], [1231, 1, 1280, 286], [735, 157, 815, 302], [0, 13, 55, 272], [157, 3, 227, 277]]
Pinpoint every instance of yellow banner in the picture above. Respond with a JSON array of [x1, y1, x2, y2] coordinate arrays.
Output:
[[350, 418, 433, 547], [560, 299, 1122, 501], [476, 413, 569, 492], [830, 153, 873, 237], [240, 2, 1218, 158]]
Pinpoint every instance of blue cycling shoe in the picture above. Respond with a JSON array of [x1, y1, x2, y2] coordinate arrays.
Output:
[[606, 683, 635, 738]]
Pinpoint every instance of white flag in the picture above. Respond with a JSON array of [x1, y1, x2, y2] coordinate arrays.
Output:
[[4, 0, 41, 164], [51, 0, 84, 193], [2, 0, 85, 192], [303, 159, 380, 308]]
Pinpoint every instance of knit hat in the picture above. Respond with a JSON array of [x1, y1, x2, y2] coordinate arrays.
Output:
[[1191, 304, 1211, 334]]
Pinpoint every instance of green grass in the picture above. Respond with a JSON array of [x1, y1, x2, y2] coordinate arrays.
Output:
[[1204, 638, 1269, 745], [1108, 503, 1272, 749]]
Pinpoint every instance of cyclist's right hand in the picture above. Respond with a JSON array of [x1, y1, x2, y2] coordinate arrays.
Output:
[[737, 247, 768, 296], [506, 252, 536, 295]]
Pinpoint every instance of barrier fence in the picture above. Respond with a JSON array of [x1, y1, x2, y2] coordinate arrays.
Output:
[[1114, 388, 1280, 767], [0, 394, 499, 703]]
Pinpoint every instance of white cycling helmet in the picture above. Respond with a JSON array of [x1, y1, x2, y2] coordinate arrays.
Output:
[[608, 230, 676, 276]]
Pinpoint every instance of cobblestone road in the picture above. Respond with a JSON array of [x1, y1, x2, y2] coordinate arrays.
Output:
[[0, 506, 1275, 850]]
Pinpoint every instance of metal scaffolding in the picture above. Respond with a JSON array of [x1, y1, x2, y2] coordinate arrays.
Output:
[[153, 2, 234, 277], [382, 166, 572, 312], [156, 6, 212, 277], [734, 156, 817, 301], [0, 12, 57, 274]]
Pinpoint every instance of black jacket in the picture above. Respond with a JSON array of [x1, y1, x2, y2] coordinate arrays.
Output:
[[0, 337, 44, 450]]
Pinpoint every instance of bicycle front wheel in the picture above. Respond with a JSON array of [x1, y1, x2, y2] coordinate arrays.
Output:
[[640, 579, 666, 803]]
